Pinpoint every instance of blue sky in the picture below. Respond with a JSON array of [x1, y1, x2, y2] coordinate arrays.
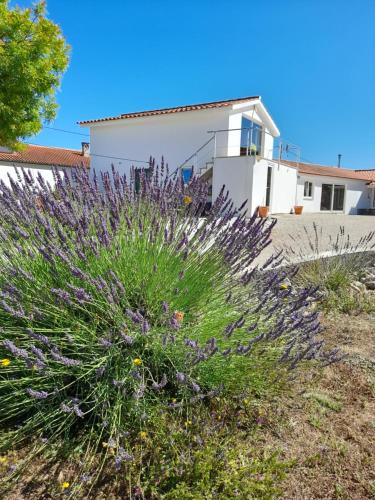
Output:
[[11, 0, 375, 169]]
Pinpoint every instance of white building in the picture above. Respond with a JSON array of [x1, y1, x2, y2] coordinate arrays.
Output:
[[79, 96, 375, 215], [0, 143, 90, 187]]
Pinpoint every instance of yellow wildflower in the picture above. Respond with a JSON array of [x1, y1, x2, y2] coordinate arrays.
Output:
[[183, 195, 192, 205], [0, 457, 7, 464], [280, 283, 289, 290], [174, 311, 184, 323], [139, 431, 147, 440], [184, 420, 192, 427], [133, 358, 142, 366], [61, 481, 70, 489], [0, 359, 10, 367]]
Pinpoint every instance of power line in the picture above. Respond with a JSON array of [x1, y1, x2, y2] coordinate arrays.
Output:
[[24, 142, 150, 165], [44, 126, 89, 137]]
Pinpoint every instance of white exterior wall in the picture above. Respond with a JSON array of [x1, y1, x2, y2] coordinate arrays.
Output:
[[0, 162, 65, 188], [262, 130, 274, 160], [212, 156, 255, 214], [250, 160, 269, 214], [296, 174, 370, 214], [86, 103, 278, 178], [89, 109, 231, 176], [226, 113, 242, 157], [269, 161, 298, 214]]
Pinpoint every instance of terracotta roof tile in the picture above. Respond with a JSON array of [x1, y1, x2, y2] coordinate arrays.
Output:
[[354, 169, 375, 182], [0, 144, 90, 169], [280, 160, 374, 181], [78, 96, 260, 125]]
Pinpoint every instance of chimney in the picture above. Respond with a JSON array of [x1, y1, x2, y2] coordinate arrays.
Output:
[[81, 142, 90, 157], [337, 153, 342, 168]]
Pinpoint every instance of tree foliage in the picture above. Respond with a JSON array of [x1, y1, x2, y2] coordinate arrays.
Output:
[[0, 0, 69, 149]]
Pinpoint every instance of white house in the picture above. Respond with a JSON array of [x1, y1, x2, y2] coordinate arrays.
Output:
[[0, 143, 90, 187], [79, 96, 375, 215]]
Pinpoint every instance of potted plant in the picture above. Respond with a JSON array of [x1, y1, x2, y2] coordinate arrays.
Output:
[[294, 205, 303, 215], [258, 205, 269, 218]]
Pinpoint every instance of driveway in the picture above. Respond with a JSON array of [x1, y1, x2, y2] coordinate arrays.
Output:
[[258, 213, 375, 265]]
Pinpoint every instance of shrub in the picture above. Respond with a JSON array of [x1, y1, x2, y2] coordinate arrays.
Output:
[[282, 223, 375, 312], [0, 164, 337, 487]]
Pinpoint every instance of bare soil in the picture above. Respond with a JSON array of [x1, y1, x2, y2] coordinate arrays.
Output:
[[264, 312, 375, 499]]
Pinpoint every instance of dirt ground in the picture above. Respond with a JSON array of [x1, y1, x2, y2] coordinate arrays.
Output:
[[263, 312, 375, 499]]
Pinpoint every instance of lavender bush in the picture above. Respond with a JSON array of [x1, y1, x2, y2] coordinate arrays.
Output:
[[0, 163, 337, 481]]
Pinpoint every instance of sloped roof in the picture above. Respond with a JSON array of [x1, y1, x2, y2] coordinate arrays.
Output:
[[354, 169, 375, 182], [78, 96, 260, 125], [280, 160, 374, 182], [0, 144, 90, 168]]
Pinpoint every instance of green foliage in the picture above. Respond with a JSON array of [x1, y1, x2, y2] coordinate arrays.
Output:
[[0, 0, 70, 149], [284, 224, 375, 314]]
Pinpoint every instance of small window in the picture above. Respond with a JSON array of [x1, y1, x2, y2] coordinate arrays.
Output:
[[304, 181, 313, 198], [240, 117, 262, 156], [182, 167, 193, 184]]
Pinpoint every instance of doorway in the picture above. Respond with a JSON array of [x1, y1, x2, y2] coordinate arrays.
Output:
[[265, 166, 272, 207], [320, 183, 345, 211]]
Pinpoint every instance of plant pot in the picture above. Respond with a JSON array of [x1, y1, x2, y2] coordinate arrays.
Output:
[[258, 206, 269, 218], [294, 205, 303, 215]]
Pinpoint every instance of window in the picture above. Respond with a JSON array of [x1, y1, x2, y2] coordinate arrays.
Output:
[[320, 183, 345, 211], [304, 181, 313, 198], [333, 185, 345, 211], [134, 167, 153, 193], [240, 117, 262, 156], [181, 167, 193, 184]]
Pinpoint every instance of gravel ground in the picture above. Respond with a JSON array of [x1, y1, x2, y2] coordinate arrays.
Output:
[[258, 214, 375, 265]]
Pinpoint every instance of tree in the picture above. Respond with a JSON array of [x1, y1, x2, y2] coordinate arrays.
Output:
[[0, 0, 69, 149]]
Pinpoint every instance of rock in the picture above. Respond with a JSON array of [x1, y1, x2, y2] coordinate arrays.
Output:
[[351, 281, 366, 292], [365, 281, 375, 290]]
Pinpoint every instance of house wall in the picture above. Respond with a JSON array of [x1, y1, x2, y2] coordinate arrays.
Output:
[[250, 160, 269, 214], [296, 174, 370, 214], [269, 161, 298, 214], [212, 156, 255, 214], [89, 109, 231, 177], [211, 157, 297, 216], [0, 162, 66, 188], [88, 104, 276, 178]]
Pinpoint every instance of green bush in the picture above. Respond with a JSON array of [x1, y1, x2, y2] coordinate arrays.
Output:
[[0, 166, 334, 490]]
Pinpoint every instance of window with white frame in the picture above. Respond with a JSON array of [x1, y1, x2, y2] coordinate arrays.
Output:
[[304, 181, 313, 198]]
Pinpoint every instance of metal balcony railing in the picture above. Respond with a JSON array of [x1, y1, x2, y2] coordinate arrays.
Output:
[[178, 127, 301, 181]]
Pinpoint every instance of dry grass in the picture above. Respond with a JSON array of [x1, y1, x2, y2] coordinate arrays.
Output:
[[259, 312, 375, 499]]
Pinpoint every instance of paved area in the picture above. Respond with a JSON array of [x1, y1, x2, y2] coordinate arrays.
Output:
[[258, 214, 375, 265]]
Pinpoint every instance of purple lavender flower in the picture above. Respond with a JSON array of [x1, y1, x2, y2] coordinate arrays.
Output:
[[176, 372, 186, 384], [141, 320, 150, 334], [26, 328, 50, 346], [152, 374, 167, 391], [73, 404, 84, 418], [50, 349, 80, 366], [120, 333, 134, 345], [26, 388, 48, 399], [96, 366, 106, 377], [3, 340, 29, 360], [30, 345, 46, 361], [99, 337, 112, 348], [61, 402, 73, 413]]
